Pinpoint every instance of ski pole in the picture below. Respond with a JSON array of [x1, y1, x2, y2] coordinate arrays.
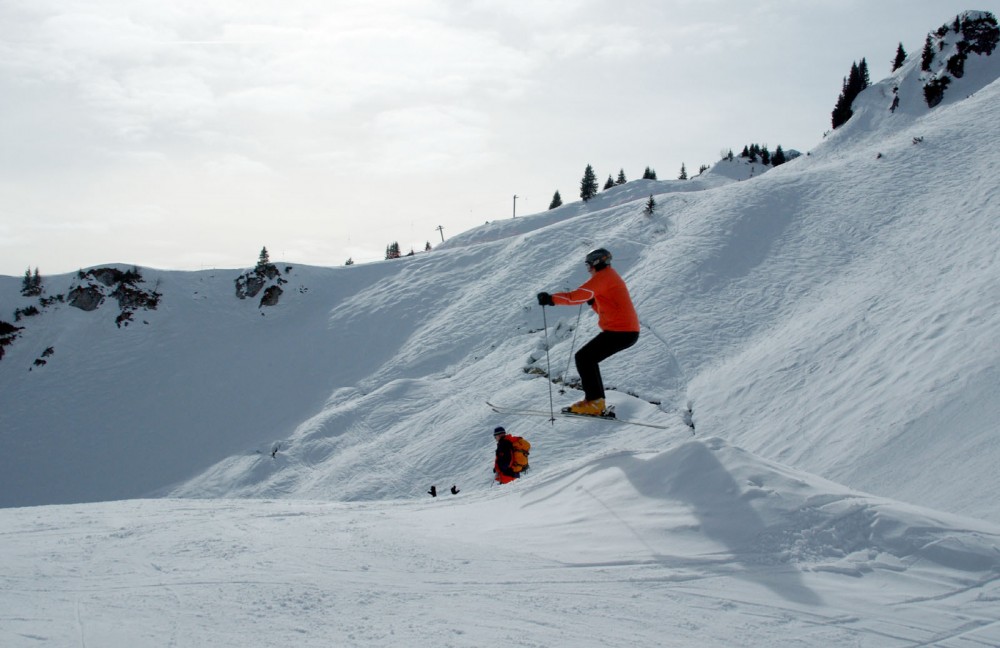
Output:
[[541, 305, 556, 423], [559, 304, 584, 393]]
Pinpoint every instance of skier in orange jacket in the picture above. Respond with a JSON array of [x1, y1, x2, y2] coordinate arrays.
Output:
[[493, 426, 520, 484], [537, 248, 639, 416]]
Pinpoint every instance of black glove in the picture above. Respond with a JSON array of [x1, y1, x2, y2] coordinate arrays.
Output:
[[537, 292, 554, 306]]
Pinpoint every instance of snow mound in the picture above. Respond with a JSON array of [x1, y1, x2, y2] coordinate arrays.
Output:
[[481, 439, 1000, 582]]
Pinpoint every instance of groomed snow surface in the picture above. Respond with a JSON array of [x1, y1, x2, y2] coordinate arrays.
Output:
[[2, 15, 1000, 647], [3, 446, 1000, 647]]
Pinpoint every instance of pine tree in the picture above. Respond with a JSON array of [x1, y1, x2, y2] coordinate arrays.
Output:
[[831, 77, 852, 128], [772, 145, 787, 166], [345, 257, 355, 266], [549, 190, 563, 210], [603, 175, 615, 190], [385, 242, 401, 259], [580, 164, 598, 202], [921, 35, 935, 71], [643, 194, 656, 217], [21, 267, 43, 297], [923, 75, 951, 108], [257, 246, 270, 270], [831, 58, 872, 129], [960, 13, 1000, 56], [678, 163, 687, 180], [892, 42, 907, 71], [641, 166, 657, 180], [616, 169, 627, 185]]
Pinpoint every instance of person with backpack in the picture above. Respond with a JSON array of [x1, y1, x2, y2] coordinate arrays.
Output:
[[536, 247, 639, 416], [493, 426, 530, 484]]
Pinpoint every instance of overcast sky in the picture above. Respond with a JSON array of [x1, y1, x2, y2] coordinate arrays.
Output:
[[0, 0, 994, 276]]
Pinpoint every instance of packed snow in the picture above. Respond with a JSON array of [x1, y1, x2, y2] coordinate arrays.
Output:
[[2, 12, 1000, 647]]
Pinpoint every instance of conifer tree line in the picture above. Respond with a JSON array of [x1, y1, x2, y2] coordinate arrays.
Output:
[[565, 164, 659, 206], [579, 165, 667, 202], [738, 143, 788, 167], [368, 240, 432, 263], [21, 267, 43, 296], [560, 149, 785, 206], [831, 58, 871, 129]]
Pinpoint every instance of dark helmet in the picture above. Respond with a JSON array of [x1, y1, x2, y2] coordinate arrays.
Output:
[[493, 426, 506, 436], [585, 248, 612, 270]]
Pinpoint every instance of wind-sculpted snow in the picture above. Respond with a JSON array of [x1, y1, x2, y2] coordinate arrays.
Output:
[[498, 439, 1000, 578], [3, 437, 999, 647]]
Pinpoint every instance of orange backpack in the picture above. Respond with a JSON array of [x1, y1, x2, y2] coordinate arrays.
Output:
[[510, 436, 531, 473]]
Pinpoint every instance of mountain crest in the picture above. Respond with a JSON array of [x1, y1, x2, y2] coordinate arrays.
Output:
[[919, 10, 999, 107]]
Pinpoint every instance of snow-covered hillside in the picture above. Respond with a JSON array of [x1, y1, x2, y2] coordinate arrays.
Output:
[[2, 11, 1000, 646], [3, 442, 1000, 647]]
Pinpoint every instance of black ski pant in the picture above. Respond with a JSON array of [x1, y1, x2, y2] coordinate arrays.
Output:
[[575, 330, 639, 401]]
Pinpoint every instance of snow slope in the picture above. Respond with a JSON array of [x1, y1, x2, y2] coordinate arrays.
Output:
[[2, 11, 1000, 647], [3, 441, 1000, 647]]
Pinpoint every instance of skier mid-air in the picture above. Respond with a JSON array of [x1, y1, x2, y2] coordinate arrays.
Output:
[[536, 248, 639, 417]]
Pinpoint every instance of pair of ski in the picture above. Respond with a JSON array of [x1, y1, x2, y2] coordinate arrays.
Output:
[[486, 401, 670, 430]]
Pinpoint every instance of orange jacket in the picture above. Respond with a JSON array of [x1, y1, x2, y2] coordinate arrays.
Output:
[[494, 434, 519, 484], [552, 267, 639, 332]]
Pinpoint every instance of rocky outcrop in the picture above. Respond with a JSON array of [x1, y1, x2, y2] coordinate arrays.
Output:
[[922, 11, 999, 107], [112, 281, 160, 311], [0, 320, 21, 361], [67, 285, 105, 311], [259, 285, 283, 307], [68, 267, 161, 326], [235, 262, 287, 307]]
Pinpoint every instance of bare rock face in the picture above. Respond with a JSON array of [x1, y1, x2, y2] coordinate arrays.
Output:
[[112, 282, 160, 311], [259, 285, 283, 307], [236, 273, 266, 299], [67, 285, 105, 311]]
